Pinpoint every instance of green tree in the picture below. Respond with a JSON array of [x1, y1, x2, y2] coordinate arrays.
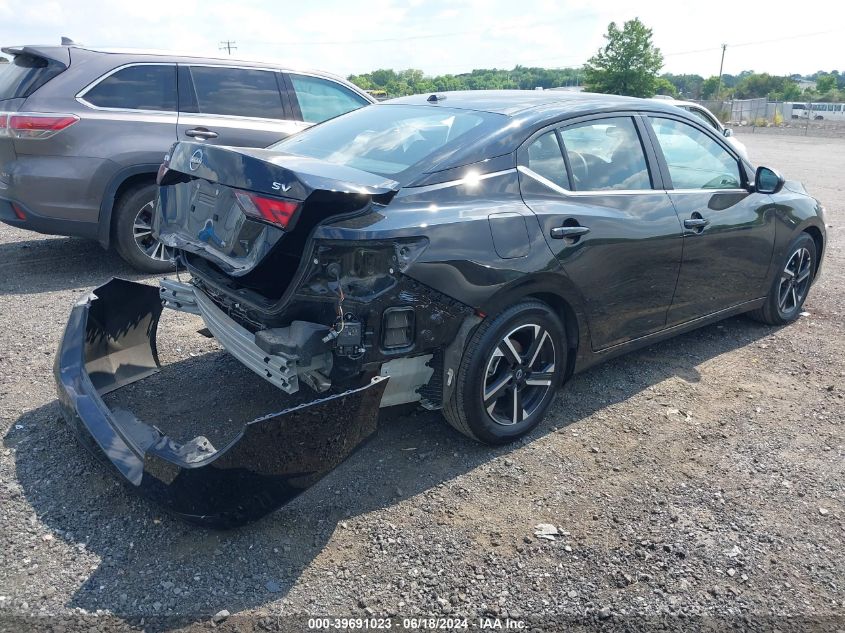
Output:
[[700, 76, 721, 99], [661, 73, 704, 98], [815, 74, 836, 93], [583, 18, 663, 97], [653, 77, 678, 97]]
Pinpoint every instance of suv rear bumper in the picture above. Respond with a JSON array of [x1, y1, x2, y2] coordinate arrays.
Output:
[[0, 197, 99, 239], [54, 278, 389, 527]]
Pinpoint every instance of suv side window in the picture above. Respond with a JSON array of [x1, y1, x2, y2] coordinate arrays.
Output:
[[686, 106, 720, 131], [649, 117, 741, 189], [526, 131, 569, 189], [289, 74, 368, 124], [559, 117, 652, 191], [83, 64, 177, 111], [189, 66, 285, 119]]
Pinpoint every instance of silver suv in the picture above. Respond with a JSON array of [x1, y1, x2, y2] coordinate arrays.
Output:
[[0, 43, 374, 271]]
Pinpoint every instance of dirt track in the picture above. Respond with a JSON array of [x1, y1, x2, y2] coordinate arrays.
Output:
[[0, 132, 842, 631]]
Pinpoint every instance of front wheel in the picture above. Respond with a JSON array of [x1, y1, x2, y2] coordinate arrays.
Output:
[[443, 300, 566, 444], [750, 233, 817, 325]]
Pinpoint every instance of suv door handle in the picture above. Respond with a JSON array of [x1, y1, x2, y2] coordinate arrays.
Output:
[[550, 226, 590, 239], [185, 127, 219, 140]]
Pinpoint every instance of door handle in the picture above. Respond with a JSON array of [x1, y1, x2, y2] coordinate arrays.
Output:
[[550, 226, 590, 239], [185, 127, 219, 140], [683, 218, 710, 230]]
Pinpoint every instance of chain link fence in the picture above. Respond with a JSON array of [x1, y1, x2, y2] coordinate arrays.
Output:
[[690, 98, 845, 137]]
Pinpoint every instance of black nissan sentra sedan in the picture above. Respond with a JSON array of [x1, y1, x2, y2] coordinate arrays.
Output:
[[55, 90, 826, 526]]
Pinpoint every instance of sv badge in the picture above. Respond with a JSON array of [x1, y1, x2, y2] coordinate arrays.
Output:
[[272, 182, 292, 192]]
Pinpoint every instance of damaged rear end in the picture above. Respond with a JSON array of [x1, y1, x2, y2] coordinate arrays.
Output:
[[55, 141, 473, 526], [54, 278, 388, 527]]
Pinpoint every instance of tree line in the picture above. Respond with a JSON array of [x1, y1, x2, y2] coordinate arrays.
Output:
[[349, 19, 844, 103], [350, 66, 845, 103]]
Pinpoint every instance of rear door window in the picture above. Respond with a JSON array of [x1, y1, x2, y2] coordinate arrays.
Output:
[[288, 74, 369, 123], [188, 66, 285, 119], [0, 54, 65, 101], [83, 64, 177, 111], [526, 131, 570, 189], [559, 117, 652, 191]]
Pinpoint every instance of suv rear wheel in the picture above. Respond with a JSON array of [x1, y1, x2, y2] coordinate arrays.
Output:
[[113, 182, 175, 273]]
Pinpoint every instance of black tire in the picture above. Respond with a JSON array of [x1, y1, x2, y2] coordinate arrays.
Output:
[[749, 233, 817, 326], [112, 182, 175, 274], [443, 300, 566, 445]]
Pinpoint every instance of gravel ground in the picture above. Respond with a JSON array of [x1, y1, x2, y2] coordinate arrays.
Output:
[[0, 132, 842, 632]]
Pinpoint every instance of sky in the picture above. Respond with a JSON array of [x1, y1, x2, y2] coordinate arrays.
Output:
[[0, 0, 841, 79]]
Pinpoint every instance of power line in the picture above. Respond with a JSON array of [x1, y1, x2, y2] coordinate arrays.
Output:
[[665, 27, 844, 57], [219, 40, 237, 55]]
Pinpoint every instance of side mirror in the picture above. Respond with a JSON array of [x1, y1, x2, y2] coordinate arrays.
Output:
[[755, 166, 785, 194], [723, 128, 734, 138]]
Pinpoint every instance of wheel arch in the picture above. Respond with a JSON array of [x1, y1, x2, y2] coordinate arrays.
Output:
[[97, 165, 160, 248], [802, 224, 825, 275], [477, 276, 591, 381]]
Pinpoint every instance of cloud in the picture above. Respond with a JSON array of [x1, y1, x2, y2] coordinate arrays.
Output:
[[0, 0, 841, 77]]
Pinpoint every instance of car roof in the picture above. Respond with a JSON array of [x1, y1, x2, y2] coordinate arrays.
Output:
[[647, 97, 701, 109], [383, 90, 684, 120]]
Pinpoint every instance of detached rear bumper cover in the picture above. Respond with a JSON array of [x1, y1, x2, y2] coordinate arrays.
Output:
[[54, 278, 388, 527]]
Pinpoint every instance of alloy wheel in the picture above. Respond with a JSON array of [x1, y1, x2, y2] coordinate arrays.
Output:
[[777, 247, 812, 314], [133, 201, 173, 263], [482, 323, 556, 426]]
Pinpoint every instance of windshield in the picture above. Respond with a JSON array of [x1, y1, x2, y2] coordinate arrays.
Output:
[[0, 54, 65, 102], [270, 104, 504, 178]]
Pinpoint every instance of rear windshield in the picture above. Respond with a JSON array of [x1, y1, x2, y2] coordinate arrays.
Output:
[[0, 54, 65, 102], [269, 104, 505, 179]]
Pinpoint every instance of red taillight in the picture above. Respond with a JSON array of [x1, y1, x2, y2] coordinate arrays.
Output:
[[11, 203, 27, 220], [6, 113, 79, 139], [234, 191, 299, 229]]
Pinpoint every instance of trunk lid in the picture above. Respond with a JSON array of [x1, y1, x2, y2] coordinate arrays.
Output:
[[155, 142, 400, 277]]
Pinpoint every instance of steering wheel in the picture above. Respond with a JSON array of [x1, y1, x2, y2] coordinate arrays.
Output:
[[701, 174, 738, 189], [568, 151, 589, 185]]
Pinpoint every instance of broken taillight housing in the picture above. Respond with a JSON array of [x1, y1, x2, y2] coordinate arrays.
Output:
[[234, 191, 300, 230], [1, 112, 79, 139]]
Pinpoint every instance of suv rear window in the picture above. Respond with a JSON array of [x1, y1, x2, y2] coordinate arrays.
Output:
[[83, 64, 177, 111], [0, 54, 65, 101]]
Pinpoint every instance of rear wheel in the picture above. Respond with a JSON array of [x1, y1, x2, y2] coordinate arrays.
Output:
[[113, 182, 175, 274], [750, 233, 816, 325], [444, 301, 566, 444]]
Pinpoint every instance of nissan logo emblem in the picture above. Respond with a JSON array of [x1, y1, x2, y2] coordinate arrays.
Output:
[[189, 149, 203, 171]]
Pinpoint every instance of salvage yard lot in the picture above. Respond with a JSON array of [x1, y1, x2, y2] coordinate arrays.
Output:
[[0, 132, 842, 630]]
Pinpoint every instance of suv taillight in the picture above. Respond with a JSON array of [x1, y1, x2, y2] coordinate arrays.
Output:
[[0, 112, 79, 139], [234, 190, 300, 229]]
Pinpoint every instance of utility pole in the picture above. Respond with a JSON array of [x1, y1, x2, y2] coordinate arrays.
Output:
[[715, 43, 727, 99], [219, 40, 237, 56]]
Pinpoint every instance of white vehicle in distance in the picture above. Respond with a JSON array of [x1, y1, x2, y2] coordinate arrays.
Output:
[[650, 97, 749, 161]]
